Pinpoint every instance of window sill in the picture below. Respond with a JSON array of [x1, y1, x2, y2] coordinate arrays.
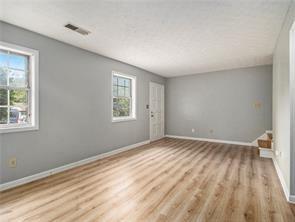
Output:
[[112, 117, 136, 123], [0, 124, 39, 134]]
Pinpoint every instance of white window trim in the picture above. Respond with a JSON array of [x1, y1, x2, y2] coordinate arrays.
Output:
[[111, 71, 136, 123], [0, 41, 39, 133]]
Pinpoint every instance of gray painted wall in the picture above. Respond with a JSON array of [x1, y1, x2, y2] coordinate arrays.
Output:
[[0, 22, 275, 186], [0, 22, 165, 183], [166, 65, 272, 143], [273, 1, 295, 195]]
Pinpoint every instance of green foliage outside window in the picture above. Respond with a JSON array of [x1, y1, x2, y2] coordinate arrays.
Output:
[[113, 97, 131, 117]]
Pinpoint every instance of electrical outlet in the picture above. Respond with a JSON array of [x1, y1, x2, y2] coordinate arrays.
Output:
[[209, 129, 214, 134], [192, 128, 195, 133], [8, 157, 17, 168]]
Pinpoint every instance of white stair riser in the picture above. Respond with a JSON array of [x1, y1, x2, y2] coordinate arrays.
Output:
[[259, 148, 273, 158]]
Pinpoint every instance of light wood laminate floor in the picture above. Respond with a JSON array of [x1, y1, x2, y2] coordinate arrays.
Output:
[[0, 138, 295, 222]]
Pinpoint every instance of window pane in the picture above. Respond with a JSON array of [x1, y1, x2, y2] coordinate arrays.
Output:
[[9, 90, 28, 123], [0, 89, 8, 105], [9, 89, 29, 124], [9, 69, 27, 87], [124, 79, 130, 87], [124, 87, 130, 97], [118, 77, 125, 86], [0, 107, 8, 124], [118, 86, 125, 97], [0, 67, 8, 86], [0, 45, 35, 129], [113, 98, 119, 117], [10, 89, 28, 106], [9, 106, 28, 124], [0, 51, 9, 67], [112, 75, 118, 86], [9, 53, 28, 71], [113, 85, 118, 97], [113, 97, 130, 117]]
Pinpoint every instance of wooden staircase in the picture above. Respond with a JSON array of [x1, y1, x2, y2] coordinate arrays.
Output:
[[258, 132, 273, 158]]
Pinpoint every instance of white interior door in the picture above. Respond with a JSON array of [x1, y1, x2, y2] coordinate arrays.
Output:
[[149, 82, 164, 141]]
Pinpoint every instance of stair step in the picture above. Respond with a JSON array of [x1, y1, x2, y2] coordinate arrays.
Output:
[[258, 139, 272, 149], [259, 147, 273, 158]]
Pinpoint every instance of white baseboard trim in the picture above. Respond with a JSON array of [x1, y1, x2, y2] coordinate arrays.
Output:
[[0, 140, 150, 192], [289, 195, 295, 203], [165, 135, 252, 146], [259, 148, 273, 158], [272, 157, 295, 204]]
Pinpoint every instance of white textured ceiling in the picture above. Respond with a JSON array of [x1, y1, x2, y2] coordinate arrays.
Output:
[[0, 0, 291, 77]]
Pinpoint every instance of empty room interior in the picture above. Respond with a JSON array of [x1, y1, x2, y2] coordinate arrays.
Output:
[[1, 0, 295, 221]]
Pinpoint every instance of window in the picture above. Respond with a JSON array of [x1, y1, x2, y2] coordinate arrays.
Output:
[[112, 71, 136, 122], [0, 41, 39, 133]]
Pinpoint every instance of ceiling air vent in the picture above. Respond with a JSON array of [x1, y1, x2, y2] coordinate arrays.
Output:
[[65, 23, 90, 36]]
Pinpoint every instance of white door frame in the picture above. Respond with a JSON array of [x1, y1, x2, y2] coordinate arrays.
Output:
[[290, 21, 295, 195], [149, 82, 165, 141]]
